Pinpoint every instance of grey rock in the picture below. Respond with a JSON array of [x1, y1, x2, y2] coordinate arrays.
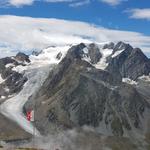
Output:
[[15, 52, 30, 63], [107, 44, 150, 80], [56, 52, 62, 60], [0, 57, 16, 74], [0, 55, 29, 99], [88, 43, 102, 64], [32, 50, 42, 56], [103, 42, 115, 49], [113, 41, 132, 52]]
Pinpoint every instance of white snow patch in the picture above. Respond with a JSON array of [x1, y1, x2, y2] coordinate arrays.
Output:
[[0, 74, 5, 84], [0, 96, 6, 99], [5, 63, 15, 68], [138, 75, 150, 82], [94, 48, 113, 70], [82, 47, 91, 63], [29, 45, 70, 67], [4, 87, 10, 92], [81, 43, 113, 70], [8, 95, 14, 98], [122, 78, 137, 85], [111, 49, 124, 58], [83, 47, 88, 54], [12, 65, 27, 74], [0, 45, 70, 135], [82, 56, 91, 64], [87, 67, 92, 71]]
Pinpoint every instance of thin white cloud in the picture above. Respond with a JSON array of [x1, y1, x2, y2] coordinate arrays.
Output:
[[0, 0, 128, 7], [69, 0, 90, 7], [0, 0, 79, 7], [0, 0, 34, 7], [45, 0, 74, 2], [0, 15, 149, 58], [9, 0, 34, 7], [100, 0, 123, 6], [126, 8, 150, 20]]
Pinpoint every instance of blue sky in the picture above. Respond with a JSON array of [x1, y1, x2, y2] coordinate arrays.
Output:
[[0, 0, 150, 35], [0, 0, 150, 57]]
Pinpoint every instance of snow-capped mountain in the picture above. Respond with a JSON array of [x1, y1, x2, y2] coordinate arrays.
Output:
[[0, 42, 150, 149]]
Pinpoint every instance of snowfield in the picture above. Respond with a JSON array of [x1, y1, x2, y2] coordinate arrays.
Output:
[[0, 74, 5, 84], [94, 48, 113, 70]]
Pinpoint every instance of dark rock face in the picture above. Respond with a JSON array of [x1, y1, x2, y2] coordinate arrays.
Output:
[[88, 43, 102, 64], [65, 43, 102, 64], [113, 41, 132, 54], [5, 72, 27, 94], [15, 52, 30, 63], [0, 57, 16, 74], [103, 42, 115, 49], [0, 53, 29, 99], [67, 43, 86, 59], [56, 52, 63, 60], [24, 43, 150, 138], [107, 43, 150, 80], [32, 50, 42, 56]]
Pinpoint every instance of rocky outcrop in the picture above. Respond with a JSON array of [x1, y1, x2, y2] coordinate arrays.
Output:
[[56, 52, 63, 60], [103, 42, 114, 49], [15, 52, 30, 63], [107, 43, 150, 80], [88, 43, 102, 64], [0, 57, 16, 75], [112, 41, 132, 54], [0, 53, 29, 100]]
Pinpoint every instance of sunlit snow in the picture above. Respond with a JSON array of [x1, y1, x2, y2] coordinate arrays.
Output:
[[0, 74, 5, 84], [94, 48, 113, 70], [111, 49, 124, 58], [122, 78, 137, 85]]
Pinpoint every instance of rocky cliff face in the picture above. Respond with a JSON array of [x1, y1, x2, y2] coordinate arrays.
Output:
[[106, 42, 150, 80], [23, 42, 150, 140], [0, 53, 29, 102], [0, 53, 31, 140]]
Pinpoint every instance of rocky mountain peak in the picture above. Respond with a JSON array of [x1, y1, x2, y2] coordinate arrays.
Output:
[[15, 52, 30, 63], [88, 43, 102, 64], [32, 50, 42, 56], [107, 43, 150, 80], [103, 42, 115, 49], [114, 41, 131, 50], [112, 41, 133, 55], [66, 43, 86, 60], [131, 48, 148, 60]]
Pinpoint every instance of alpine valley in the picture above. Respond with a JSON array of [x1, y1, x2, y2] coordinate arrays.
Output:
[[0, 41, 150, 150]]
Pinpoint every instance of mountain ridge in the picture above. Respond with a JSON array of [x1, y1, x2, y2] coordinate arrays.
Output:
[[0, 41, 150, 149]]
